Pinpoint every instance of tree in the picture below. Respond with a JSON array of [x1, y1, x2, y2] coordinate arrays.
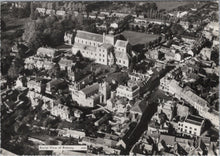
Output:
[[1, 19, 6, 31], [8, 63, 20, 79], [11, 3, 31, 18], [30, 9, 40, 20], [49, 63, 60, 78], [135, 25, 139, 32], [83, 23, 97, 33], [7, 57, 24, 79]]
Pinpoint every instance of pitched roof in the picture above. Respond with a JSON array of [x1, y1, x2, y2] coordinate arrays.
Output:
[[183, 89, 208, 107], [130, 99, 147, 114], [115, 50, 130, 60], [75, 30, 103, 43], [59, 58, 73, 66], [73, 42, 97, 51], [159, 134, 176, 146], [100, 43, 113, 49], [37, 47, 56, 55], [185, 115, 204, 126], [115, 40, 128, 48], [116, 97, 128, 106], [81, 83, 99, 95]]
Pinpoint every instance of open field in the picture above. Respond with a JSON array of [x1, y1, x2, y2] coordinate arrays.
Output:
[[122, 31, 159, 46]]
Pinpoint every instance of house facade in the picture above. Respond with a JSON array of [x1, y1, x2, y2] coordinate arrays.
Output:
[[177, 115, 205, 136]]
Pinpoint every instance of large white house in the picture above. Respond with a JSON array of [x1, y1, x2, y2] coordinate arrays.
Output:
[[177, 115, 205, 136], [116, 83, 140, 100], [72, 30, 130, 67]]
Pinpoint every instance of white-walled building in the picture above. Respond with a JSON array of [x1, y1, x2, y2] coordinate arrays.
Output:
[[51, 104, 72, 122], [177, 115, 205, 136], [56, 10, 66, 16], [58, 128, 85, 139], [204, 22, 219, 37], [36, 8, 46, 15], [116, 83, 140, 100], [200, 48, 212, 60], [64, 32, 73, 45], [59, 58, 75, 72], [27, 79, 43, 93], [71, 83, 100, 107], [72, 30, 130, 67], [36, 47, 58, 58], [160, 74, 219, 128], [114, 40, 130, 67]]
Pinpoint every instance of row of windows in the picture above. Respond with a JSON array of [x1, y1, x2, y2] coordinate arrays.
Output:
[[184, 126, 197, 131], [116, 47, 124, 52], [99, 49, 105, 52], [117, 59, 126, 65], [98, 59, 106, 62], [117, 91, 132, 98], [179, 128, 197, 135], [81, 50, 106, 58], [179, 124, 198, 131], [77, 39, 98, 47]]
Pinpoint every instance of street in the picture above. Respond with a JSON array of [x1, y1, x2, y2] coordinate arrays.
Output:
[[121, 65, 174, 154]]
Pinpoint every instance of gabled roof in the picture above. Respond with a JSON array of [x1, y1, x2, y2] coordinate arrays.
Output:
[[174, 143, 188, 155], [159, 134, 176, 146], [75, 30, 103, 43], [184, 115, 204, 126], [130, 99, 147, 114], [100, 43, 113, 49], [115, 50, 130, 60], [59, 58, 73, 66], [183, 89, 208, 107], [115, 40, 128, 48], [81, 83, 99, 96], [37, 47, 56, 55]]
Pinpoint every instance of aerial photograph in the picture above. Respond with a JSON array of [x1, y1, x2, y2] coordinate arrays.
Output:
[[1, 1, 219, 155]]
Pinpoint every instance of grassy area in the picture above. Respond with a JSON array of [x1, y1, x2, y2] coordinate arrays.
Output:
[[155, 1, 194, 11], [122, 31, 159, 46]]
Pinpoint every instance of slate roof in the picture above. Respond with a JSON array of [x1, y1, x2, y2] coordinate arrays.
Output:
[[59, 58, 73, 66], [81, 83, 99, 95], [183, 89, 208, 107], [130, 99, 147, 114], [115, 40, 128, 48], [115, 50, 130, 60], [185, 115, 204, 126], [75, 30, 103, 43], [73, 42, 97, 51], [100, 43, 113, 49], [37, 47, 56, 56], [159, 134, 176, 146]]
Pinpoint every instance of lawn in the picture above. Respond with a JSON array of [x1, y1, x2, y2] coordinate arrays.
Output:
[[121, 31, 159, 46]]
